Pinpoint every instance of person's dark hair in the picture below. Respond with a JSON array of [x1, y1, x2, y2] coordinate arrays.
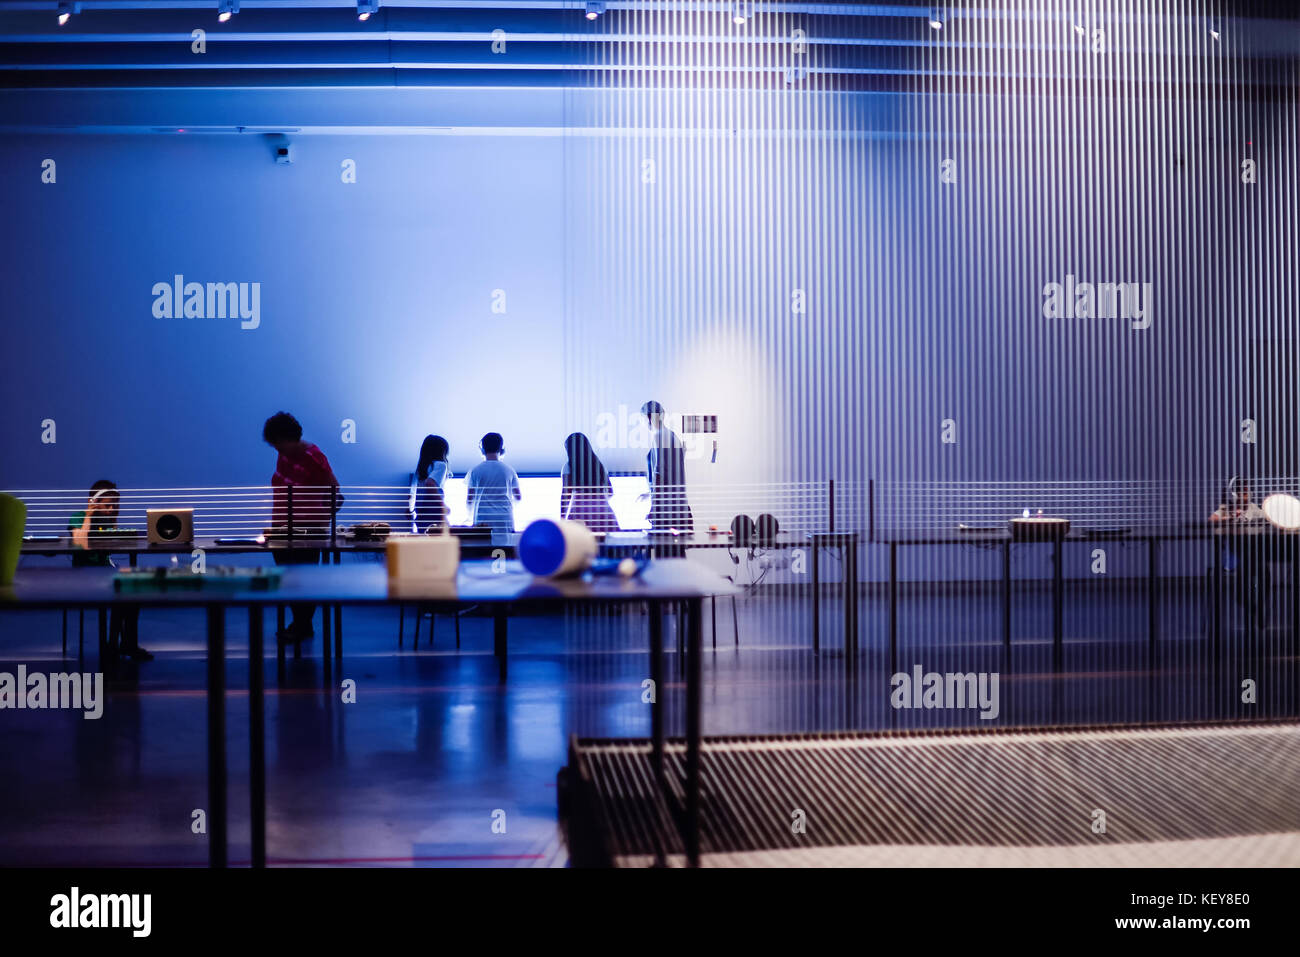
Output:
[[86, 479, 120, 527], [641, 399, 665, 417], [262, 411, 303, 446], [564, 432, 610, 490], [417, 435, 450, 482], [481, 432, 504, 455]]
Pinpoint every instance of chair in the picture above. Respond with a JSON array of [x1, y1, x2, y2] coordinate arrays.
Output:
[[398, 605, 462, 650]]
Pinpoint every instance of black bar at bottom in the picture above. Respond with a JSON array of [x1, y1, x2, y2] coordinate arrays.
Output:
[[248, 606, 266, 869], [207, 605, 227, 869]]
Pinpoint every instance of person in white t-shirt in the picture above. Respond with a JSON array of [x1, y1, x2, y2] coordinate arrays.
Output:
[[466, 431, 521, 532]]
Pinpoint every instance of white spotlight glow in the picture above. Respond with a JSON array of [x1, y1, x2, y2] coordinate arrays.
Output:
[[733, 2, 750, 25], [585, 1, 605, 20], [56, 2, 79, 25], [217, 0, 238, 23], [357, 0, 378, 21], [928, 8, 944, 30]]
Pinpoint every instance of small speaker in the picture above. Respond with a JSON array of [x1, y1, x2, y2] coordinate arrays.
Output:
[[730, 514, 755, 545], [755, 513, 780, 543], [147, 508, 194, 545]]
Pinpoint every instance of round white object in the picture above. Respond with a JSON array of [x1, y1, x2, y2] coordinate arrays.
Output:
[[1262, 494, 1300, 530]]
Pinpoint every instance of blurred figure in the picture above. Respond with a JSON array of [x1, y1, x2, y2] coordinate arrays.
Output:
[[1209, 476, 1271, 627], [263, 412, 340, 644], [68, 480, 151, 660], [639, 400, 694, 533], [414, 434, 451, 531], [561, 432, 619, 533], [466, 432, 520, 533]]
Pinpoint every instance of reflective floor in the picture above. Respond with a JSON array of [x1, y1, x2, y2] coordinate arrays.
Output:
[[0, 568, 1296, 866]]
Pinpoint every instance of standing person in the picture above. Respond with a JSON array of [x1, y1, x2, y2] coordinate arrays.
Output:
[[414, 434, 451, 531], [466, 432, 521, 533], [640, 400, 694, 532], [69, 480, 152, 660], [263, 412, 340, 643], [561, 432, 620, 533]]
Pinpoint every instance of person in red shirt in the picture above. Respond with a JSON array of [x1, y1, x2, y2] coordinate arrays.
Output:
[[263, 411, 341, 644]]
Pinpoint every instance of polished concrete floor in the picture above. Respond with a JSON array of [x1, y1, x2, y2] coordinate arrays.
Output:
[[0, 572, 1296, 866]]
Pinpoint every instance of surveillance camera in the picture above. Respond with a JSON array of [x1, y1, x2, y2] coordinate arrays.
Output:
[[266, 133, 293, 165]]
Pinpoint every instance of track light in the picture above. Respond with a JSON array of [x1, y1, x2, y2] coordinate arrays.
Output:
[[1208, 17, 1221, 41], [732, 2, 750, 26], [56, 2, 79, 26], [928, 7, 944, 30], [585, 2, 605, 20], [217, 0, 238, 23], [357, 0, 378, 21]]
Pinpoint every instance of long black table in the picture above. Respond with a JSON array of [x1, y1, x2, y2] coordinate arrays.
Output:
[[876, 524, 1300, 720], [22, 527, 858, 670], [0, 560, 737, 869]]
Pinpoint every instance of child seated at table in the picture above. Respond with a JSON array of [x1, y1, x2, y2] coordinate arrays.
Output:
[[466, 432, 521, 533], [68, 480, 152, 661]]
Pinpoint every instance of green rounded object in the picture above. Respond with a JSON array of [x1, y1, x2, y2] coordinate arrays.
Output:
[[0, 493, 27, 586]]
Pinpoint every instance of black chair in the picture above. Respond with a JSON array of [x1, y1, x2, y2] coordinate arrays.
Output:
[[398, 605, 463, 650]]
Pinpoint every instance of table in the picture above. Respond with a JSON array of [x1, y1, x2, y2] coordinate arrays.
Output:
[[20, 533, 514, 665], [876, 524, 1300, 721], [1, 559, 737, 869]]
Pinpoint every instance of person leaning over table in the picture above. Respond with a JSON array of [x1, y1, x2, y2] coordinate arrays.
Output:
[[263, 411, 342, 645], [68, 479, 152, 661]]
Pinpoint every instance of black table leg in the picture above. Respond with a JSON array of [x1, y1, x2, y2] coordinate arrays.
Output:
[[711, 596, 716, 651], [648, 599, 666, 868], [1148, 538, 1159, 722], [98, 606, 107, 667], [334, 605, 342, 660], [1052, 540, 1063, 723], [1001, 541, 1011, 659], [676, 604, 685, 678], [649, 602, 665, 777], [845, 540, 859, 677], [812, 544, 820, 655], [1206, 538, 1216, 717], [1292, 545, 1299, 718], [1052, 539, 1064, 670], [887, 543, 897, 680], [685, 596, 702, 868], [61, 610, 67, 656], [248, 606, 266, 869], [321, 602, 331, 669], [493, 609, 507, 681], [207, 605, 227, 868]]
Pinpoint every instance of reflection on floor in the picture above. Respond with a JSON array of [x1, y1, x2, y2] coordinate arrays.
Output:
[[0, 576, 1295, 866]]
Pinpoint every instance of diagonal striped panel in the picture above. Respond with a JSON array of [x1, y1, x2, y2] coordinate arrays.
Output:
[[566, 722, 1300, 865]]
